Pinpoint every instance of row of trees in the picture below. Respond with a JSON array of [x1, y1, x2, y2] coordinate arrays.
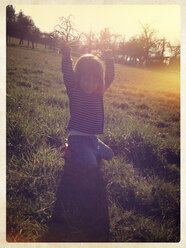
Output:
[[7, 5, 180, 68], [7, 5, 41, 49], [81, 26, 180, 67]]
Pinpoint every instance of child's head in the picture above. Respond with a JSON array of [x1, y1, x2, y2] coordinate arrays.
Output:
[[74, 54, 104, 94]]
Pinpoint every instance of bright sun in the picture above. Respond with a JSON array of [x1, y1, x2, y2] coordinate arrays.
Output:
[[14, 5, 180, 44]]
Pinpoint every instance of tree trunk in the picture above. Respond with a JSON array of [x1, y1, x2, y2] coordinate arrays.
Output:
[[7, 36, 11, 44], [19, 38, 23, 45]]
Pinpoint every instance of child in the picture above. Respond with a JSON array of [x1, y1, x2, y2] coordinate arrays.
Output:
[[61, 44, 115, 168]]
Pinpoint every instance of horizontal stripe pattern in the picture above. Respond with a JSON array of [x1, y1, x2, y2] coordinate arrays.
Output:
[[62, 54, 114, 134]]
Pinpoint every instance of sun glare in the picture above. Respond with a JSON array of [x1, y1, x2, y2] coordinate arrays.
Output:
[[14, 5, 180, 44]]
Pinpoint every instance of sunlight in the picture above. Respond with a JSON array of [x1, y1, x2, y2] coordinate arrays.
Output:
[[14, 5, 180, 44], [114, 64, 180, 97]]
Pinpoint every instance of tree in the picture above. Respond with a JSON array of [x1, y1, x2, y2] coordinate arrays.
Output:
[[81, 30, 97, 52], [94, 28, 122, 58], [138, 23, 158, 66], [49, 31, 61, 50], [118, 36, 144, 66], [98, 28, 112, 51], [30, 26, 41, 49], [6, 5, 16, 23], [54, 14, 81, 48], [126, 37, 144, 65], [40, 32, 51, 48], [16, 11, 34, 45], [168, 42, 180, 58], [150, 37, 169, 66], [6, 5, 16, 43], [110, 33, 122, 57], [156, 38, 167, 57], [167, 42, 180, 68]]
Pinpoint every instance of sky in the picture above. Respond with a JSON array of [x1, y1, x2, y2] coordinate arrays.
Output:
[[14, 5, 180, 45]]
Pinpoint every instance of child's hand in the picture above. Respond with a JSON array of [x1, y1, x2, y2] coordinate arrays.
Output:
[[103, 49, 113, 60]]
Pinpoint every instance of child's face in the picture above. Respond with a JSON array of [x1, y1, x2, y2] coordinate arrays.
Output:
[[79, 73, 100, 94]]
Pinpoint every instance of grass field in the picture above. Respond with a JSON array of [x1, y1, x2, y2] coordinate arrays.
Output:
[[6, 40, 180, 242]]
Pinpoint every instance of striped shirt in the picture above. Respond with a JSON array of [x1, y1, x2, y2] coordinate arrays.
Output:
[[61, 53, 114, 135]]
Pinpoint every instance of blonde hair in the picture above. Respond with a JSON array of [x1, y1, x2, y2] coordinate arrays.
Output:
[[74, 54, 104, 95]]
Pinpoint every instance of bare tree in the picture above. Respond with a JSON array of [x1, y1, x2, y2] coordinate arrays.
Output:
[[151, 37, 169, 66], [168, 42, 180, 58], [94, 28, 122, 58], [81, 30, 97, 53], [157, 38, 167, 57], [139, 23, 158, 66], [54, 14, 81, 48], [110, 33, 122, 58], [98, 28, 112, 51], [167, 42, 180, 68]]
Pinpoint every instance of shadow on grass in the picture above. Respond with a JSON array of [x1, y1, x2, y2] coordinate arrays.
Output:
[[41, 163, 110, 242]]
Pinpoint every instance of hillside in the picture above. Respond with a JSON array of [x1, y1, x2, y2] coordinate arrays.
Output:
[[6, 43, 180, 242]]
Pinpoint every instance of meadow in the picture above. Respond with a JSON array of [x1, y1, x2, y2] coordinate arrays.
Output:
[[6, 39, 180, 242]]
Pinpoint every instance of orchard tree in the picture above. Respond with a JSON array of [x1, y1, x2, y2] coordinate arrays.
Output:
[[81, 30, 97, 52], [6, 5, 16, 43], [156, 37, 167, 57], [168, 42, 180, 58], [95, 28, 122, 58], [6, 5, 16, 23], [30, 26, 41, 49], [139, 23, 158, 66], [98, 28, 112, 51], [43, 32, 55, 49], [152, 37, 169, 66], [17, 11, 35, 45], [125, 37, 145, 65], [49, 31, 60, 50], [54, 14, 81, 48], [41, 32, 51, 48], [167, 42, 180, 68], [110, 33, 122, 58]]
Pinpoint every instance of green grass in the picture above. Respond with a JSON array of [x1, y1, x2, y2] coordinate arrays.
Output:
[[6, 40, 180, 242]]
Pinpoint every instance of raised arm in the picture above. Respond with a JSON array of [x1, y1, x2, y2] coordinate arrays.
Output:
[[61, 45, 75, 94], [104, 50, 115, 91]]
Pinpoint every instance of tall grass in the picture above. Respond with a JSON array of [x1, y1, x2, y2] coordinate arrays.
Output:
[[6, 41, 180, 242]]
